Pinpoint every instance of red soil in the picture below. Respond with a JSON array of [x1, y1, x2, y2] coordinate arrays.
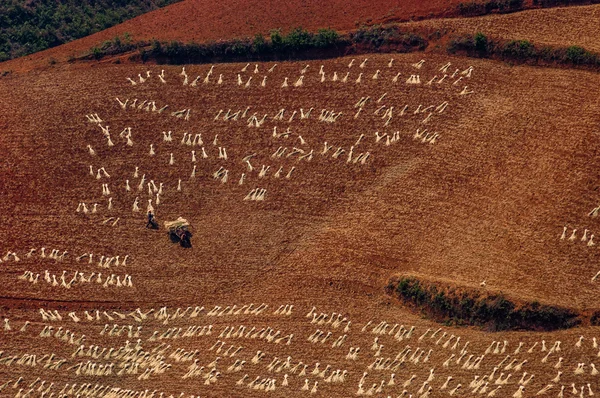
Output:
[[2, 6, 600, 397], [410, 3, 600, 53], [1, 53, 600, 310], [0, 0, 466, 73]]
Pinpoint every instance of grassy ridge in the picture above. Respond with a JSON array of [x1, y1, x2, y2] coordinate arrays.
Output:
[[457, 0, 600, 17], [0, 0, 182, 61], [447, 32, 600, 69], [87, 26, 428, 64], [387, 276, 583, 331], [81, 25, 600, 75]]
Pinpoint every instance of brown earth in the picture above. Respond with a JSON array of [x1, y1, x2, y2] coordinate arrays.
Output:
[[2, 53, 599, 309], [1, 52, 600, 396], [410, 3, 600, 52], [2, 4, 600, 398], [0, 0, 469, 73]]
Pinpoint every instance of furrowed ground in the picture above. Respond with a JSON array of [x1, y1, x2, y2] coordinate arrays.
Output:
[[408, 3, 600, 53], [1, 3, 600, 398]]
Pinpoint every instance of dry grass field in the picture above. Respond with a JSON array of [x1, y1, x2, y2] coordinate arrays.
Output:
[[410, 4, 600, 53], [2, 3, 600, 398]]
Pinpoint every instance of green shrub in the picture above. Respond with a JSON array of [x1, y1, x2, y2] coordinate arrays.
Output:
[[91, 46, 103, 60], [390, 276, 582, 331], [113, 36, 122, 49], [447, 33, 600, 70], [447, 34, 475, 54], [165, 41, 182, 59], [314, 28, 339, 48], [270, 29, 284, 50], [151, 39, 162, 54], [228, 39, 252, 56], [284, 27, 313, 51], [205, 41, 227, 57], [432, 291, 449, 313], [538, 45, 557, 62], [474, 32, 489, 56], [352, 25, 387, 48], [350, 25, 427, 52], [459, 296, 476, 318], [565, 46, 588, 64], [252, 34, 268, 53], [139, 48, 147, 62], [403, 33, 428, 50], [127, 25, 428, 64], [458, 0, 524, 15], [458, 2, 485, 15], [502, 39, 536, 59]]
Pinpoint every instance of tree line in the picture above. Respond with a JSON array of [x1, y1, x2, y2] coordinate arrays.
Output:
[[0, 0, 182, 62]]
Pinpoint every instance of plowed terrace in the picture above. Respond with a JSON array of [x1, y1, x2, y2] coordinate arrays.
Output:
[[1, 38, 600, 398]]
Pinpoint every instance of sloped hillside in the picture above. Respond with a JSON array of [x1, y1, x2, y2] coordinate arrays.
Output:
[[0, 0, 183, 61], [2, 4, 600, 398], [409, 3, 600, 52], [0, 0, 468, 72], [2, 51, 600, 308], [2, 52, 600, 398]]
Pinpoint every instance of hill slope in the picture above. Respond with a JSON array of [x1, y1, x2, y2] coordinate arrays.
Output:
[[2, 5, 600, 398], [1, 53, 599, 308], [409, 3, 600, 52], [0, 0, 183, 61], [2, 51, 600, 398], [0, 0, 467, 72]]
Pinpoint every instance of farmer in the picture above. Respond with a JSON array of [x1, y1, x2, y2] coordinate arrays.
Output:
[[146, 210, 157, 229]]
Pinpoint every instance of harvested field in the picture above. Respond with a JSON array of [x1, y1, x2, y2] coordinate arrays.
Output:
[[2, 51, 600, 396], [411, 4, 600, 53], [5, 53, 600, 307], [3, 3, 600, 397]]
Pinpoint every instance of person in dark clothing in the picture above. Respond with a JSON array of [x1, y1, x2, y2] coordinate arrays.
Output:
[[146, 210, 158, 229]]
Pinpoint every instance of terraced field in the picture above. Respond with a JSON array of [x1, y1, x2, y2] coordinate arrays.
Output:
[[2, 2, 600, 398]]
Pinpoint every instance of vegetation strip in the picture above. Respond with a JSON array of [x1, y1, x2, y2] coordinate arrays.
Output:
[[456, 0, 600, 17], [84, 26, 427, 64], [78, 25, 600, 76], [457, 0, 526, 17], [386, 276, 600, 331], [2, 0, 600, 63], [447, 32, 600, 69]]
